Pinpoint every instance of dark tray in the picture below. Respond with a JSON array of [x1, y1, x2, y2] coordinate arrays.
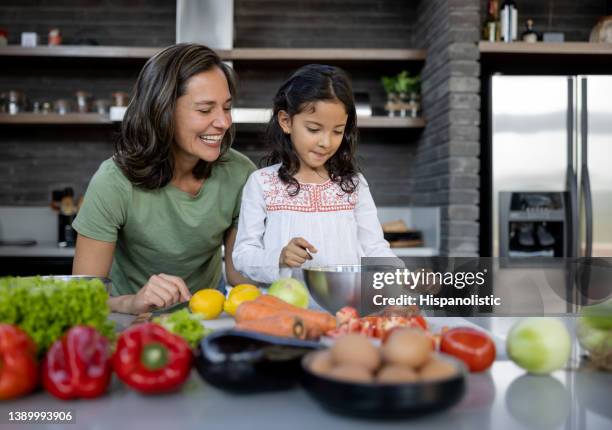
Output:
[[300, 352, 467, 419], [194, 329, 322, 394]]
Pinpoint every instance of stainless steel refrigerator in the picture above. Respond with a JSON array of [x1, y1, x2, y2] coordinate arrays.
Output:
[[489, 75, 612, 259]]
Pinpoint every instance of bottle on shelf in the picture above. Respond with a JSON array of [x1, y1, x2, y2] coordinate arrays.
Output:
[[500, 0, 518, 43], [57, 187, 77, 248], [482, 0, 501, 42], [521, 19, 540, 43]]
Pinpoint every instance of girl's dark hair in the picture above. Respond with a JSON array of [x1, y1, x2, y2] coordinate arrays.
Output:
[[262, 64, 359, 195], [114, 43, 236, 189]]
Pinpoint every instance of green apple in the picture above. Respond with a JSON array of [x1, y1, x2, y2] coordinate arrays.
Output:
[[269, 278, 310, 309]]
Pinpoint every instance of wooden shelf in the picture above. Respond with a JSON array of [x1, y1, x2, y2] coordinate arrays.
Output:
[[0, 45, 426, 62], [479, 41, 612, 56], [225, 48, 426, 61], [0, 113, 113, 124], [0, 45, 161, 59], [0, 112, 425, 128]]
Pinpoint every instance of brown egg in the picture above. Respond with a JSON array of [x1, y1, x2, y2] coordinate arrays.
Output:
[[382, 328, 433, 368], [327, 364, 373, 383], [376, 365, 419, 384], [331, 334, 381, 371], [419, 358, 457, 381], [308, 350, 334, 375]]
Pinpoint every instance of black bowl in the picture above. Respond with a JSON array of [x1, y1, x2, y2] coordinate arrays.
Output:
[[300, 352, 467, 419], [194, 329, 322, 393]]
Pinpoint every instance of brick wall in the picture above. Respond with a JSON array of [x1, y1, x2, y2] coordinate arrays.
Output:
[[480, 0, 611, 41], [0, 0, 175, 46], [234, 0, 418, 48], [0, 127, 115, 204], [415, 0, 481, 256]]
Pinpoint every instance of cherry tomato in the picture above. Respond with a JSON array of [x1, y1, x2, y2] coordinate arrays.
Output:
[[440, 327, 496, 372]]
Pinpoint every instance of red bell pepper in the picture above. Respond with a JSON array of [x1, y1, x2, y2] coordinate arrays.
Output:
[[0, 324, 38, 400], [42, 326, 112, 400], [113, 323, 192, 394]]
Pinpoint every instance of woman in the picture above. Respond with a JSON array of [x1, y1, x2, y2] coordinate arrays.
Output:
[[72, 44, 255, 314]]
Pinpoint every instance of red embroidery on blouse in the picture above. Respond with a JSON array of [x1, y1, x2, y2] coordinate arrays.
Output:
[[260, 170, 358, 213]]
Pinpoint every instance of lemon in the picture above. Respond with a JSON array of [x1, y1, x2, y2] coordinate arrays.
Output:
[[189, 289, 225, 320], [224, 284, 261, 316]]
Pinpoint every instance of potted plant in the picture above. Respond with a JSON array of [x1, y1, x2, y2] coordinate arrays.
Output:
[[395, 71, 421, 118], [381, 75, 399, 117], [381, 71, 421, 117]]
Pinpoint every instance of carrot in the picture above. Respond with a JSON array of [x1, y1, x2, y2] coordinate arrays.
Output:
[[255, 295, 336, 333], [235, 315, 306, 339], [235, 301, 281, 323], [235, 301, 323, 340]]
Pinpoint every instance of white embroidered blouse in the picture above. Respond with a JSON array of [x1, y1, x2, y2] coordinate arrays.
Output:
[[232, 164, 396, 283]]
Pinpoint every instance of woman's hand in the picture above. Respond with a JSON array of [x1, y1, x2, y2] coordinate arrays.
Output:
[[128, 274, 192, 314], [279, 237, 318, 268]]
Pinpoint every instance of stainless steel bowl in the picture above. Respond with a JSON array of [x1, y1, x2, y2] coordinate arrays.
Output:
[[303, 264, 402, 314], [302, 265, 362, 313]]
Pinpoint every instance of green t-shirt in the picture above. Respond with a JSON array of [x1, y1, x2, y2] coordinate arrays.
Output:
[[72, 149, 256, 297]]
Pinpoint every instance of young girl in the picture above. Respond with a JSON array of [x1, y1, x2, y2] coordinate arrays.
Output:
[[233, 64, 396, 284]]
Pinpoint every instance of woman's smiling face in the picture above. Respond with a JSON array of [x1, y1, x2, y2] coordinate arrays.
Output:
[[173, 66, 232, 163], [278, 99, 348, 171]]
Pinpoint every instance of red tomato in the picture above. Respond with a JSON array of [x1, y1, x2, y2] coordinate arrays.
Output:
[[440, 327, 496, 372]]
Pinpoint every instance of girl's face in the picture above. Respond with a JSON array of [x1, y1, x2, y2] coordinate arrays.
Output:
[[173, 67, 232, 163], [279, 100, 348, 171]]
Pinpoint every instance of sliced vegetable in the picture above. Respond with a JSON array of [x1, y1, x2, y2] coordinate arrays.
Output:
[[581, 300, 612, 330], [153, 309, 212, 348], [507, 318, 571, 374], [440, 327, 496, 372], [42, 326, 111, 400], [0, 277, 114, 354], [0, 324, 38, 400], [336, 306, 359, 325], [576, 300, 612, 371], [328, 306, 428, 341], [113, 323, 192, 394], [577, 318, 612, 371]]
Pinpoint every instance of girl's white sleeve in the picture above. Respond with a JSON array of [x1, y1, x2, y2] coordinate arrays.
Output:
[[232, 173, 283, 284], [355, 175, 397, 259]]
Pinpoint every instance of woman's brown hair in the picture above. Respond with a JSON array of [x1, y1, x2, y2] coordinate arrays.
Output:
[[114, 43, 237, 189]]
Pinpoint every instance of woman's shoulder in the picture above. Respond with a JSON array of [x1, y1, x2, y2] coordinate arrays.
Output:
[[90, 158, 132, 190], [216, 149, 257, 181], [221, 148, 257, 173]]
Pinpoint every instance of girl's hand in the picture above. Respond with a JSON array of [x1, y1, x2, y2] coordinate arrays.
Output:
[[279, 237, 318, 268], [129, 274, 192, 314]]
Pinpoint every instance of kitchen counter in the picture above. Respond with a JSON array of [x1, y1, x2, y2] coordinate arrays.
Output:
[[1, 361, 610, 430], [1, 313, 610, 430]]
